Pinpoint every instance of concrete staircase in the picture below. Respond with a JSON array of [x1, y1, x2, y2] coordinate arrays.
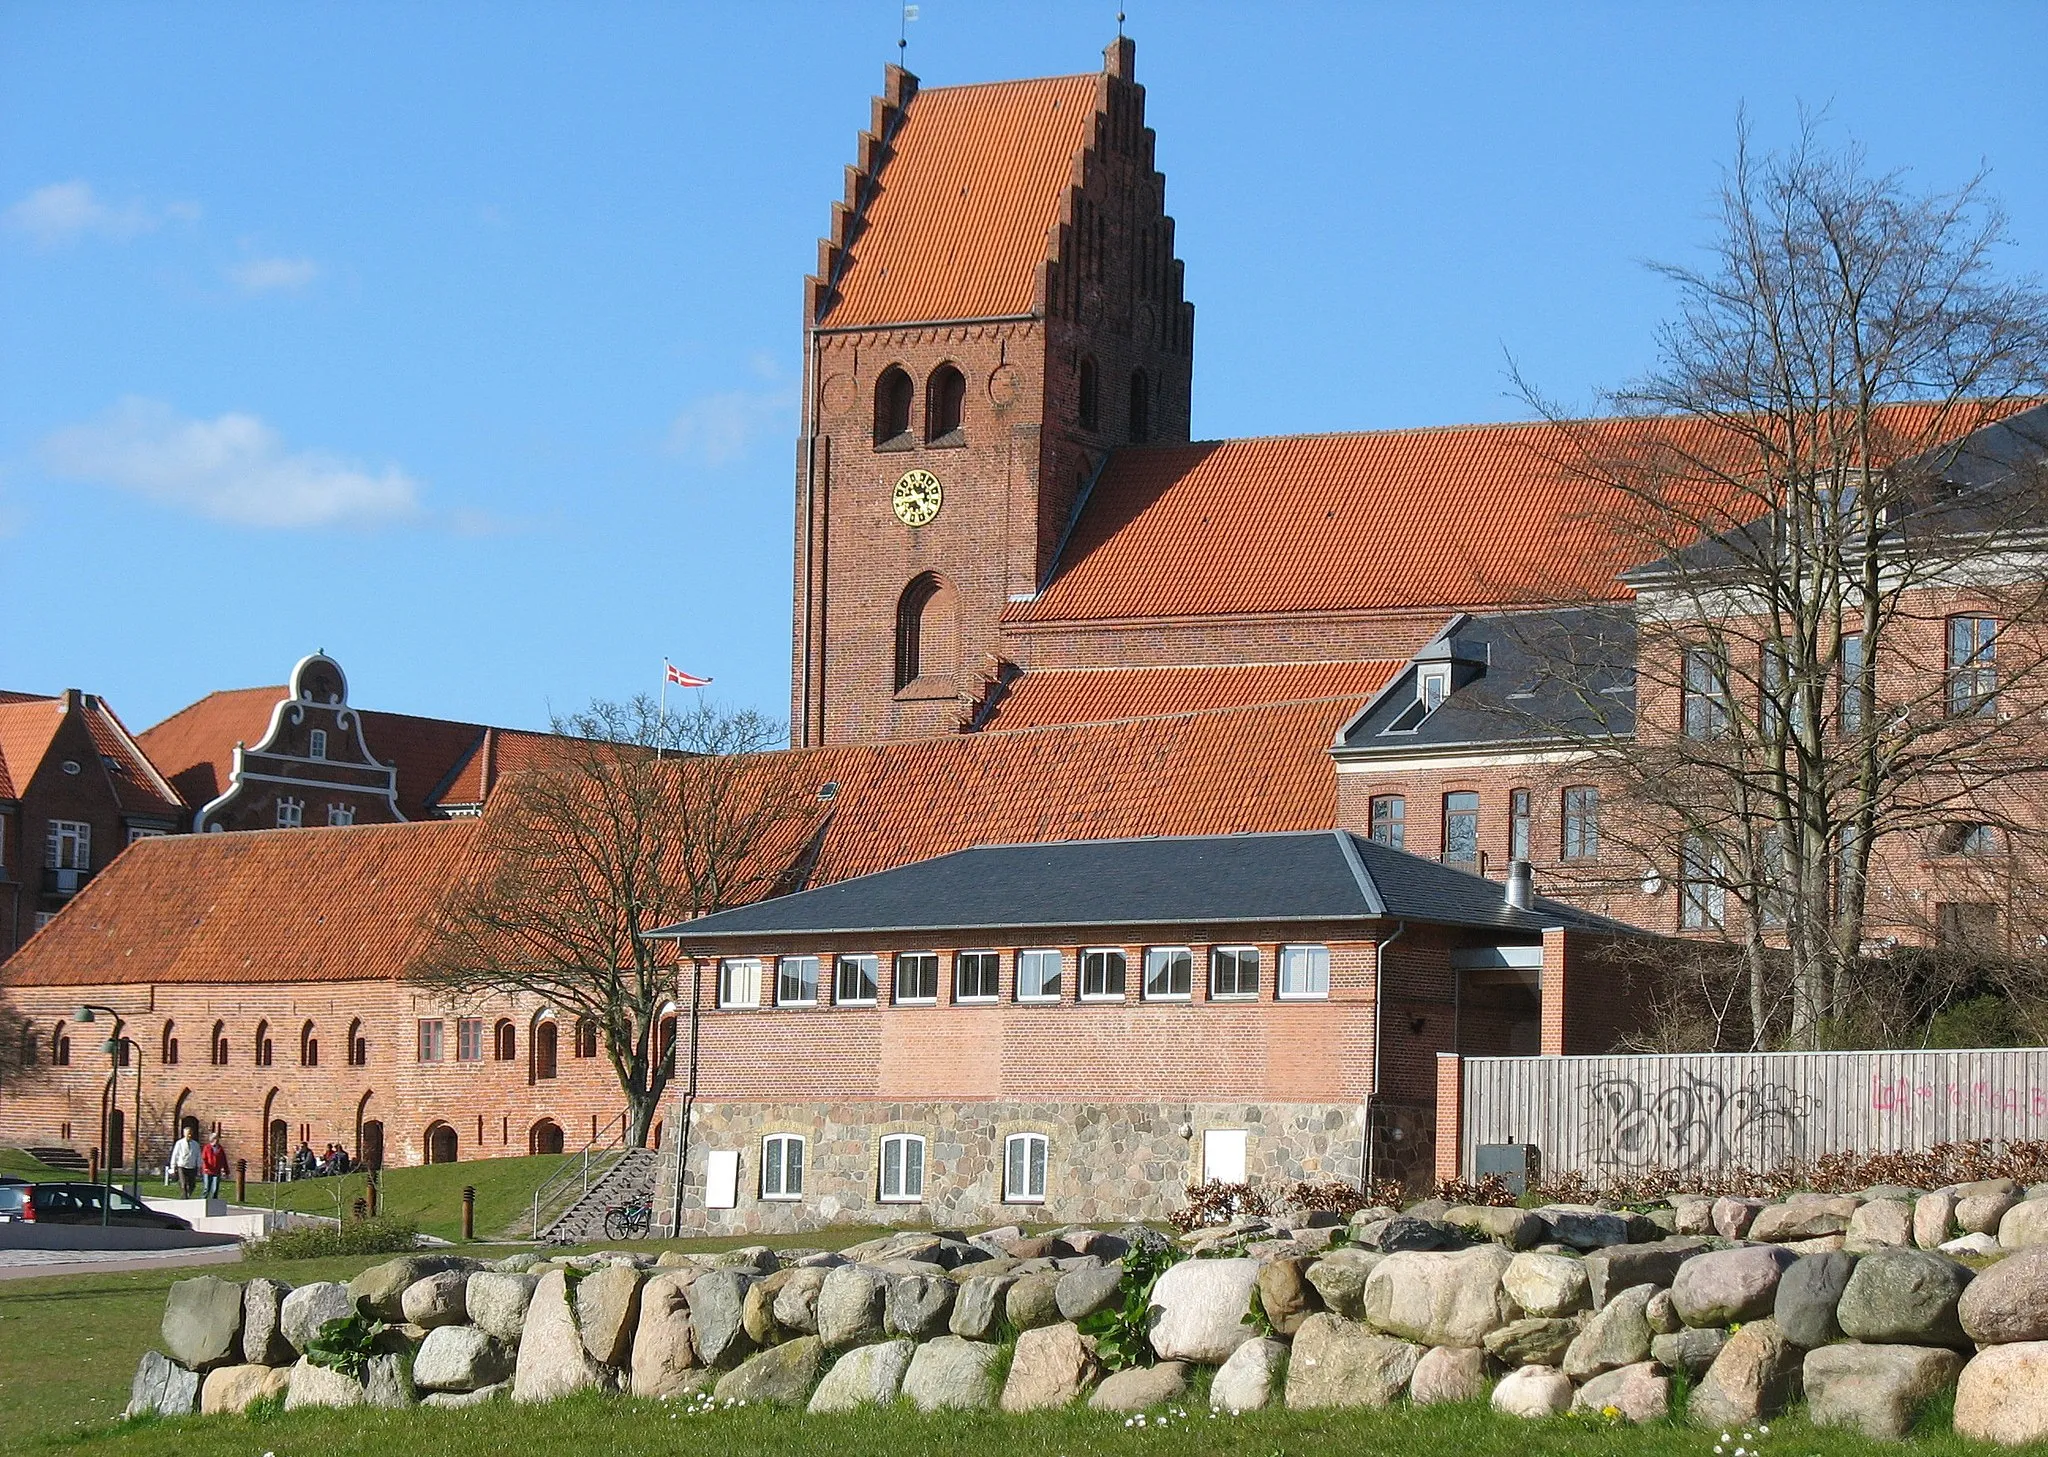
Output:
[[538, 1148, 660, 1244], [22, 1145, 89, 1173]]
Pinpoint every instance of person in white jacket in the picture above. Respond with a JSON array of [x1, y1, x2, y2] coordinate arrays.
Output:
[[169, 1128, 202, 1197]]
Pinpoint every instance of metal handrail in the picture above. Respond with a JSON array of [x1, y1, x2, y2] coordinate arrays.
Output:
[[530, 1111, 629, 1238]]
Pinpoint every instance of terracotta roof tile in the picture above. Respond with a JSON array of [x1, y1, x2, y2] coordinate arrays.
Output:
[[976, 660, 1402, 731], [0, 699, 64, 802], [821, 74, 1098, 328], [79, 698, 184, 818]]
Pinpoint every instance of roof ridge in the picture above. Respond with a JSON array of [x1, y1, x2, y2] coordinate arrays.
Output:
[[918, 72, 1096, 95]]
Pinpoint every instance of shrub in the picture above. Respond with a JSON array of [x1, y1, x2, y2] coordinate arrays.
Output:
[[246, 1214, 420, 1261]]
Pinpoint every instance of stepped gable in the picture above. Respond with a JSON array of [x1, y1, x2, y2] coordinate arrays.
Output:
[[974, 660, 1401, 731]]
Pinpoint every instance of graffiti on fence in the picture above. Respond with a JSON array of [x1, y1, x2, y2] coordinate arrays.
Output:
[[1585, 1069, 1814, 1172]]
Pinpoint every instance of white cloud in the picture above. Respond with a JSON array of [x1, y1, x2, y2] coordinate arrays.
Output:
[[42, 398, 421, 530], [665, 386, 796, 467], [227, 255, 320, 294], [5, 181, 200, 246]]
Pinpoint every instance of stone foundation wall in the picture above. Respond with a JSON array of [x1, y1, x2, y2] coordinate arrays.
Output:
[[660, 1098, 1367, 1234]]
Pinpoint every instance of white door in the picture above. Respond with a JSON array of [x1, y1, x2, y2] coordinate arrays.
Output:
[[705, 1149, 740, 1209], [1202, 1128, 1248, 1184]]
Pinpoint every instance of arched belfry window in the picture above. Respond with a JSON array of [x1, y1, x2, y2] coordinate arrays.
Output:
[[925, 364, 965, 443], [895, 573, 957, 691], [1078, 356, 1099, 430], [1129, 369, 1151, 442], [874, 366, 913, 445]]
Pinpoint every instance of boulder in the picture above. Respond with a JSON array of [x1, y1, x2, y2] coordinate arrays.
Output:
[[1360, 1214, 1465, 1252], [714, 1336, 824, 1406], [421, 1382, 511, 1409], [1999, 1197, 2048, 1249], [278, 1281, 355, 1354], [240, 1278, 294, 1366], [1484, 1316, 1580, 1366], [1645, 1288, 1681, 1334], [1148, 1256, 1260, 1363], [1531, 1205, 1630, 1250], [1836, 1248, 1972, 1347], [691, 1269, 757, 1367], [1361, 1244, 1511, 1348], [127, 1350, 200, 1418], [1283, 1313, 1422, 1409], [949, 1273, 1017, 1341], [1689, 1318, 1802, 1426], [414, 1324, 514, 1392], [1804, 1342, 1963, 1440], [401, 1270, 469, 1329], [513, 1269, 611, 1402], [1584, 1238, 1712, 1307], [1572, 1360, 1669, 1423], [1651, 1326, 1727, 1375], [1409, 1344, 1488, 1405], [1672, 1197, 1717, 1235], [1004, 1269, 1065, 1332], [200, 1363, 292, 1415], [630, 1272, 699, 1398], [161, 1275, 244, 1370], [1772, 1251, 1856, 1348], [465, 1272, 539, 1345], [349, 1255, 477, 1322], [1254, 1256, 1318, 1335], [1962, 1246, 2048, 1344], [1944, 1232, 2002, 1256], [900, 1335, 1003, 1411], [808, 1337, 915, 1412], [284, 1353, 413, 1410], [1491, 1364, 1573, 1419], [1749, 1199, 1857, 1243], [885, 1273, 956, 1339], [771, 1266, 829, 1335], [1712, 1196, 1766, 1239], [1303, 1248, 1382, 1319], [1846, 1199, 1915, 1252], [1956, 1341, 2048, 1445], [1210, 1336, 1287, 1412], [1563, 1283, 1656, 1380], [1444, 1204, 1545, 1250], [1960, 1191, 2021, 1236], [1090, 1360, 1189, 1412], [1502, 1251, 1590, 1318], [1670, 1246, 1796, 1327], [1915, 1189, 1959, 1249], [1001, 1321, 1100, 1410], [1056, 1261, 1125, 1322], [576, 1263, 644, 1366], [1960, 1177, 2023, 1199]]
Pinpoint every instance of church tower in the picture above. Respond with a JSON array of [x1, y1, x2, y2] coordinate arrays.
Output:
[[791, 38, 1194, 746]]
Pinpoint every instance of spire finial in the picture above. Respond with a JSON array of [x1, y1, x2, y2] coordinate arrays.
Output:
[[899, 3, 916, 63], [1117, 9, 1126, 38]]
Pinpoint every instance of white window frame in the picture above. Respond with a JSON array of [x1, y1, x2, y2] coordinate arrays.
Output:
[[776, 955, 820, 1007], [1003, 1132, 1048, 1204], [878, 1132, 926, 1203], [1016, 948, 1062, 1003], [955, 950, 1000, 1003], [326, 803, 355, 827], [1209, 945, 1260, 1000], [1278, 944, 1331, 1000], [1143, 946, 1193, 1001], [893, 952, 939, 1004], [718, 958, 762, 1009], [1418, 665, 1450, 712], [834, 954, 879, 1006], [276, 797, 304, 829], [47, 820, 90, 870], [1080, 948, 1127, 1001], [761, 1133, 805, 1200], [126, 826, 167, 845], [308, 728, 328, 760]]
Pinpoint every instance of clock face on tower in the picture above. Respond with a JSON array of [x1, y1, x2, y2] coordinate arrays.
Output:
[[892, 469, 942, 528]]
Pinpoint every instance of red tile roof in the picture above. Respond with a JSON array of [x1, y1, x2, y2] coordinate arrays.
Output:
[[79, 698, 184, 819], [0, 693, 180, 816], [0, 699, 63, 802], [976, 660, 1402, 731], [821, 74, 1099, 329]]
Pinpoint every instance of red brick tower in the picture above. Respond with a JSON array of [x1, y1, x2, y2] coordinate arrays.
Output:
[[791, 38, 1194, 746]]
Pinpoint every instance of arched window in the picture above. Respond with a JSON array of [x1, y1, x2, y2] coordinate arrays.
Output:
[[575, 1018, 598, 1059], [894, 573, 957, 691], [874, 365, 913, 444], [533, 1018, 559, 1081], [160, 1020, 178, 1067], [426, 1121, 458, 1165], [300, 1021, 318, 1067], [20, 1022, 36, 1068], [1128, 369, 1151, 442], [494, 1019, 516, 1061], [347, 1018, 367, 1066], [1078, 356, 1099, 429], [657, 1011, 678, 1073], [255, 1021, 274, 1068], [925, 364, 965, 442], [53, 1022, 71, 1067], [210, 1021, 229, 1066]]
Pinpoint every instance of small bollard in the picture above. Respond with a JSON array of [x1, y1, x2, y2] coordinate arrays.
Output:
[[89, 1148, 101, 1184], [352, 1197, 368, 1221], [367, 1180, 379, 1217], [462, 1185, 476, 1241], [236, 1158, 247, 1204]]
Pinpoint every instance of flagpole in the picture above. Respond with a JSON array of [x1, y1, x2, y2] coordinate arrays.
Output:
[[658, 663, 668, 761]]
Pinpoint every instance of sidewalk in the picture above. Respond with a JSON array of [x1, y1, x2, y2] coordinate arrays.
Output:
[[0, 1242, 244, 1282]]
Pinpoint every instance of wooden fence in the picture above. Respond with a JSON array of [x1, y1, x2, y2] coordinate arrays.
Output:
[[1452, 1046, 2048, 1183]]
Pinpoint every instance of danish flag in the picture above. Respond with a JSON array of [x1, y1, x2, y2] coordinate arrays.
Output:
[[665, 662, 712, 688]]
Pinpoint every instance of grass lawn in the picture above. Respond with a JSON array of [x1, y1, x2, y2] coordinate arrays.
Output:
[[241, 1154, 571, 1241], [0, 1146, 72, 1180]]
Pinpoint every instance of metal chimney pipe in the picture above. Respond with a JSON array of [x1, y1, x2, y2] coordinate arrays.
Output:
[[1506, 859, 1534, 911]]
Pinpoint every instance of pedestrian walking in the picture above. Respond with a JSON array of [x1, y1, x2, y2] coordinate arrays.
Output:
[[200, 1131, 227, 1200], [170, 1125, 202, 1197]]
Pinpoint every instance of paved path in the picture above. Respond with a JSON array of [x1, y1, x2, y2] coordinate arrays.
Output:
[[0, 1243, 243, 1282]]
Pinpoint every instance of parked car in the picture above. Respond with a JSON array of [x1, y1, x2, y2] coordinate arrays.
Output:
[[0, 1181, 192, 1228]]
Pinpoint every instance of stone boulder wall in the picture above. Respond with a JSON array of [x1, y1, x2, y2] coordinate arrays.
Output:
[[809, 1338, 915, 1413], [1962, 1247, 2048, 1345], [1804, 1343, 1963, 1440], [1303, 1247, 1381, 1320], [1957, 1341, 2048, 1446], [350, 1255, 480, 1323], [1998, 1197, 2048, 1249], [1671, 1246, 1797, 1327], [1283, 1314, 1422, 1409], [513, 1269, 613, 1403], [1211, 1336, 1287, 1413], [128, 1349, 200, 1418], [631, 1272, 700, 1399], [1561, 1284, 1655, 1381], [1689, 1318, 1803, 1427], [1148, 1257, 1261, 1363], [466, 1272, 539, 1345], [715, 1337, 825, 1406], [415, 1325, 515, 1393], [200, 1363, 292, 1416], [1360, 1245, 1512, 1348], [1501, 1252, 1589, 1318], [1772, 1251, 1857, 1349], [240, 1279, 294, 1367], [1000, 1322, 1101, 1411], [162, 1276, 245, 1371], [1835, 1249, 1972, 1347], [1571, 1361, 1668, 1424]]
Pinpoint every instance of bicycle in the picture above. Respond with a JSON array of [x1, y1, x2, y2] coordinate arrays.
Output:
[[603, 1197, 652, 1241]]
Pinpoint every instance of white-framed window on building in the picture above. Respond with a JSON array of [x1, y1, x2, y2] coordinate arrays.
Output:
[[33, 911, 56, 932], [1948, 616, 1999, 718], [47, 820, 90, 870], [1369, 795, 1405, 849], [761, 1134, 805, 1200], [1682, 645, 1731, 739], [894, 952, 939, 1003], [1442, 791, 1479, 864], [127, 826, 168, 845], [1508, 789, 1531, 862], [327, 803, 355, 827], [308, 728, 328, 760], [417, 1019, 445, 1062], [1278, 944, 1330, 999], [834, 954, 879, 1005], [879, 1132, 926, 1202], [1839, 631, 1866, 734], [1562, 786, 1600, 861], [1004, 1132, 1048, 1203], [456, 1017, 484, 1062], [1210, 946, 1260, 999], [1143, 947, 1192, 1000], [956, 950, 1000, 1002], [1081, 948, 1127, 1000], [777, 955, 819, 1006], [1680, 834, 1726, 931], [1016, 949, 1062, 1002], [718, 958, 762, 1009], [276, 797, 304, 829], [1418, 665, 1450, 713]]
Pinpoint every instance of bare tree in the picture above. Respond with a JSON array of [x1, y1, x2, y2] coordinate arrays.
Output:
[[410, 696, 815, 1147], [1517, 119, 2048, 1049]]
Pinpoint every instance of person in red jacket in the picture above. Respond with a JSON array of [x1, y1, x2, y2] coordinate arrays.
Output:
[[200, 1131, 228, 1201]]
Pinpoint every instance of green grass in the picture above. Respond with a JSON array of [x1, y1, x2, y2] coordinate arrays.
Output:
[[239, 1154, 570, 1241], [1, 1146, 74, 1180]]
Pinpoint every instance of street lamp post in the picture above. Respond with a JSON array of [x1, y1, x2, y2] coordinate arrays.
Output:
[[76, 1005, 139, 1227]]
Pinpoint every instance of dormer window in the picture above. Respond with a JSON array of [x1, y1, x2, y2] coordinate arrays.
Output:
[[309, 729, 327, 760], [1419, 667, 1450, 713]]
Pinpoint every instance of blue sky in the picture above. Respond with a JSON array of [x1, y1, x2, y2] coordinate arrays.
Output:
[[4, 2, 2044, 735]]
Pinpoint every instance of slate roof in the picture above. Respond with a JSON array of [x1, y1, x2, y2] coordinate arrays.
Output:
[[653, 829, 1616, 943], [977, 660, 1401, 731]]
